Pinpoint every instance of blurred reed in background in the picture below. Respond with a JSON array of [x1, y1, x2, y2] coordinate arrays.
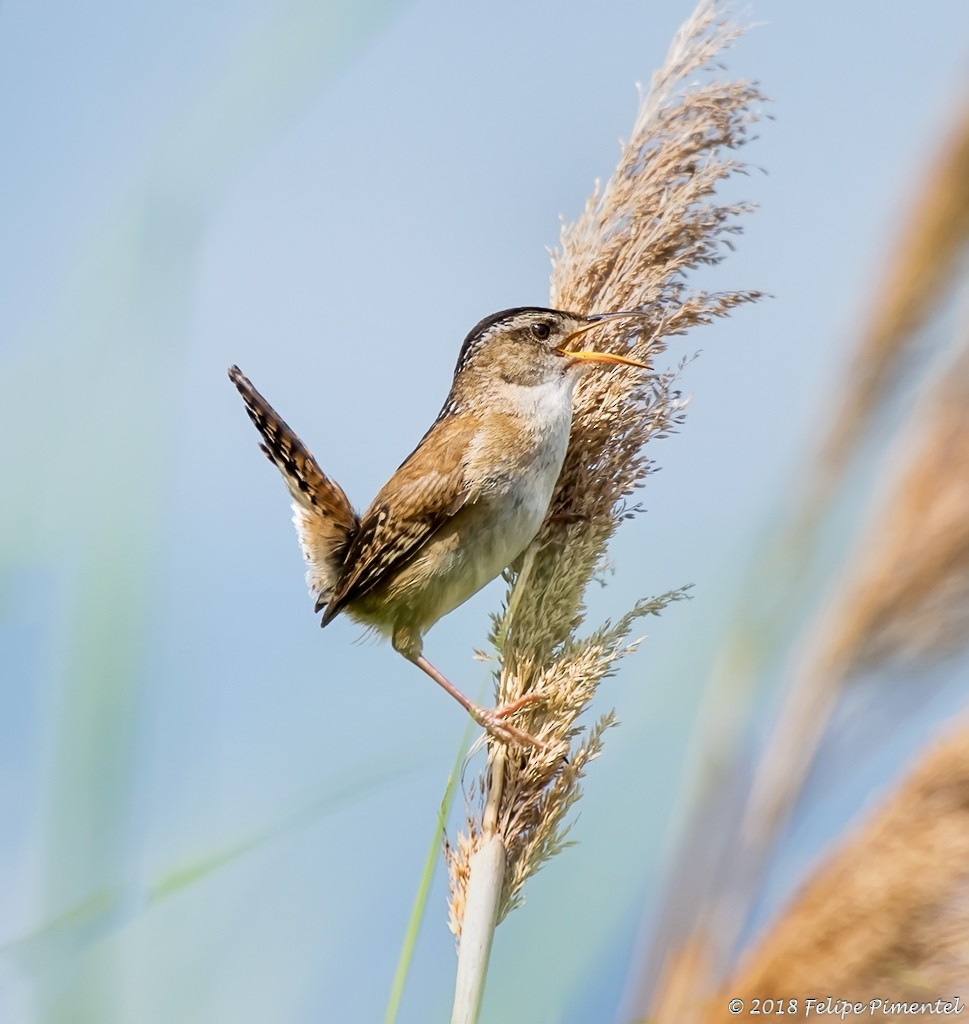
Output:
[[635, 83, 969, 1024]]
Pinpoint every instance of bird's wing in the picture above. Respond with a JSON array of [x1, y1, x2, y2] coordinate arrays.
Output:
[[320, 415, 478, 624]]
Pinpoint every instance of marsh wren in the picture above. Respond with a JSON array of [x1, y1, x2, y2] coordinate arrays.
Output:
[[229, 307, 651, 747]]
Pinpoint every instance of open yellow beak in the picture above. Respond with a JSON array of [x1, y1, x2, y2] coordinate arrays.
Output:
[[557, 311, 651, 369], [559, 348, 650, 368]]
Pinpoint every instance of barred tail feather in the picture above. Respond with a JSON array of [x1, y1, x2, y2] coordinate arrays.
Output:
[[228, 365, 359, 609]]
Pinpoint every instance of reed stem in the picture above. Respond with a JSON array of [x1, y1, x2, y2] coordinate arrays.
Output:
[[449, 835, 505, 1024]]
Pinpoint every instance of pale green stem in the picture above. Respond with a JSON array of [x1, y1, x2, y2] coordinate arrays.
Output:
[[449, 545, 538, 1023]]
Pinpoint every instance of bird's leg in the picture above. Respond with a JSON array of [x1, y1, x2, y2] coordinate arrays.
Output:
[[391, 627, 544, 748], [410, 653, 544, 749]]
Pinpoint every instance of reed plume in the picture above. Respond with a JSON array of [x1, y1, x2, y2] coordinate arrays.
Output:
[[745, 334, 969, 841], [645, 324, 969, 1022], [706, 715, 969, 1022], [639, 80, 969, 1024], [817, 99, 969, 489], [446, 2, 765, 1018]]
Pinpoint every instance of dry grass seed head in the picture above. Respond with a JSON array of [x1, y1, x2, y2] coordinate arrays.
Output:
[[817, 97, 969, 493], [742, 330, 969, 848], [708, 717, 969, 1020], [824, 341, 969, 669]]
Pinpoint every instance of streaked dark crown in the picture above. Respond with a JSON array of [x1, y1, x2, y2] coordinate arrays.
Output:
[[454, 306, 566, 373]]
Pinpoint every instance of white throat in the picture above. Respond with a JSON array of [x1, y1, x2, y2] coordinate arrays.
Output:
[[495, 372, 578, 425]]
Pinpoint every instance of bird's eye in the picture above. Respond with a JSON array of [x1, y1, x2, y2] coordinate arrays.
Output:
[[531, 322, 551, 340]]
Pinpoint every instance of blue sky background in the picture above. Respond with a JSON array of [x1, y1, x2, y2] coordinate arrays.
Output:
[[4, 2, 969, 1022]]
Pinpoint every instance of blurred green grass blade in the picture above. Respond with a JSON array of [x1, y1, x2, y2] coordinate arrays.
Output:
[[0, 4, 407, 1022], [149, 757, 423, 902], [0, 890, 125, 978], [4, 755, 424, 974]]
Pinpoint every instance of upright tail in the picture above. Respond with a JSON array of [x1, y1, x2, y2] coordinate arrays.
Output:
[[228, 365, 359, 613]]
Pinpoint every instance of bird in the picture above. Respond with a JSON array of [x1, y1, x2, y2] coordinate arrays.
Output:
[[228, 306, 651, 747]]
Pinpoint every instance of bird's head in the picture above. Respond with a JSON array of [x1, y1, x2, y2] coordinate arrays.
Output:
[[450, 306, 652, 404]]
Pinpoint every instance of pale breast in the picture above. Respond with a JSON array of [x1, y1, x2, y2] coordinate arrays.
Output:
[[468, 375, 574, 537], [347, 375, 577, 638], [387, 379, 574, 631]]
